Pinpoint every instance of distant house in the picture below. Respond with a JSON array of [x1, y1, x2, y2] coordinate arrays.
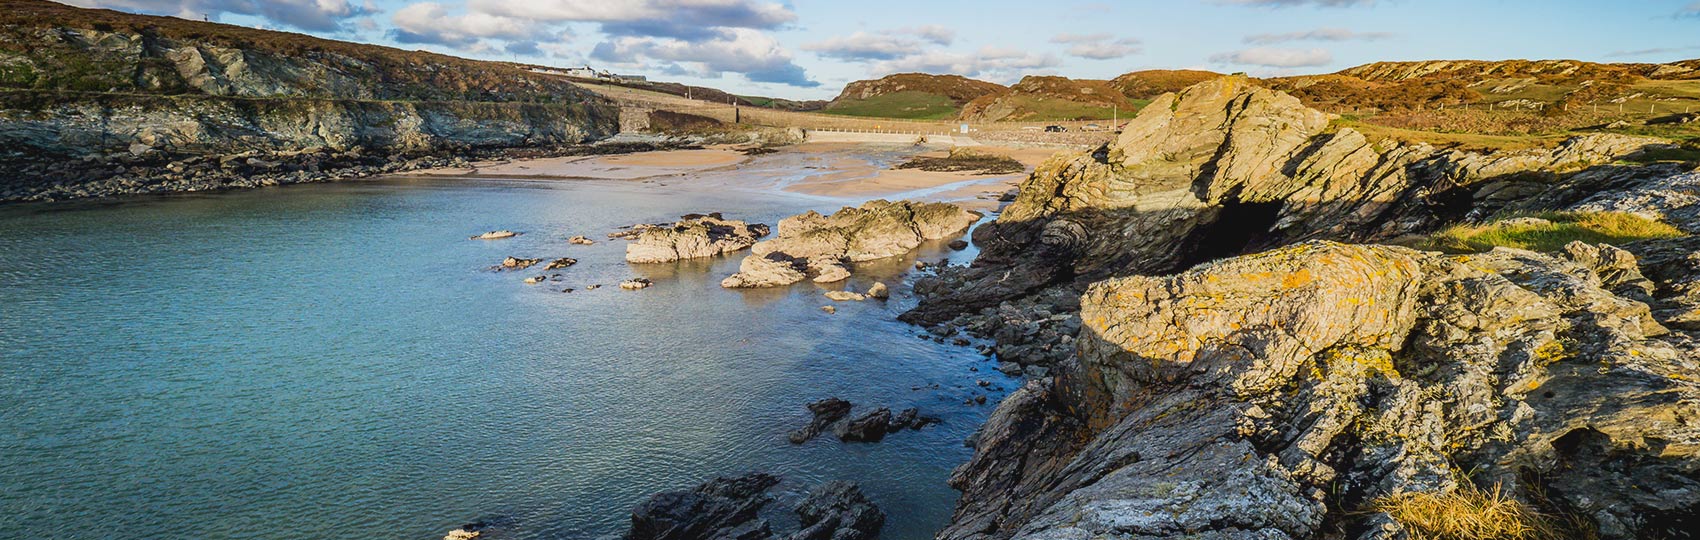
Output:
[[562, 66, 597, 78]]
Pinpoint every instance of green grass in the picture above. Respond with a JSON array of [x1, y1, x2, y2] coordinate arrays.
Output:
[[991, 95, 1125, 121], [1413, 211, 1683, 253], [821, 91, 960, 120]]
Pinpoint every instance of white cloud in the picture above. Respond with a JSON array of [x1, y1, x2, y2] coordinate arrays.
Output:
[[1243, 27, 1392, 44], [1681, 1, 1700, 17], [1209, 47, 1333, 68], [469, 0, 794, 38], [804, 31, 918, 61], [63, 0, 369, 31], [593, 28, 817, 86], [1215, 0, 1374, 6], [1049, 33, 1141, 60], [390, 2, 551, 48]]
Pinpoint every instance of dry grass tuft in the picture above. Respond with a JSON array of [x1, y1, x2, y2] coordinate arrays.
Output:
[[1415, 211, 1683, 253], [1374, 483, 1559, 540]]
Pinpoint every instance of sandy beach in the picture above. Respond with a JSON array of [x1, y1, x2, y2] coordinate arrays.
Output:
[[413, 142, 1069, 211]]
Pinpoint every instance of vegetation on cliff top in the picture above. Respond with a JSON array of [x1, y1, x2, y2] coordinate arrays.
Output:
[[1412, 211, 1683, 253], [822, 73, 1006, 120]]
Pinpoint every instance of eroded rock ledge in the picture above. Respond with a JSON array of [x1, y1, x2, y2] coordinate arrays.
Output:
[[625, 213, 772, 264], [942, 240, 1699, 540]]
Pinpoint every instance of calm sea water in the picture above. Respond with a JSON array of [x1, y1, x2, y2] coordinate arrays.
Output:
[[0, 174, 1008, 540]]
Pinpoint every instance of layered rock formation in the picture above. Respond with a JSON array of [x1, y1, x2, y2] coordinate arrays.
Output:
[[941, 240, 1699, 540], [911, 75, 1700, 539], [906, 75, 1666, 367], [625, 214, 772, 263], [721, 200, 979, 288]]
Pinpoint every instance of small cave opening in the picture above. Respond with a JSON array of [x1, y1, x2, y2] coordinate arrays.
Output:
[[1177, 195, 1284, 270]]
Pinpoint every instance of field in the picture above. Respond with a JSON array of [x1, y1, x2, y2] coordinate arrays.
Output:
[[820, 91, 962, 120]]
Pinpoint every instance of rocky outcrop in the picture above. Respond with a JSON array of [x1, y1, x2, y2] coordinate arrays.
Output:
[[0, 0, 619, 202], [939, 240, 1700, 540], [622, 474, 883, 540], [788, 398, 853, 444], [904, 75, 1666, 368], [626, 214, 772, 263], [723, 200, 979, 288]]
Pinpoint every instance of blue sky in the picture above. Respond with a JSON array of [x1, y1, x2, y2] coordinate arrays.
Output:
[[59, 0, 1700, 100]]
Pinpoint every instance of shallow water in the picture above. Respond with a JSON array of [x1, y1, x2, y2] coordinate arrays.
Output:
[[0, 175, 1010, 539]]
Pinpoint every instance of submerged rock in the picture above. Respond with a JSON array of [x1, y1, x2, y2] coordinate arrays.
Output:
[[544, 257, 577, 270], [619, 474, 883, 540], [568, 235, 596, 245], [627, 214, 771, 263], [471, 230, 519, 240], [723, 200, 979, 288], [620, 278, 654, 290], [832, 408, 893, 443], [824, 291, 866, 302]]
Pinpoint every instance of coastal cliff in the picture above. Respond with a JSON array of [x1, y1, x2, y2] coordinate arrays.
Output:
[[0, 0, 620, 202], [912, 76, 1700, 539]]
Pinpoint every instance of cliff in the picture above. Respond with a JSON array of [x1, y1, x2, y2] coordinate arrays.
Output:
[[959, 76, 1135, 122], [0, 0, 619, 201], [909, 76, 1700, 539], [823, 73, 1006, 120]]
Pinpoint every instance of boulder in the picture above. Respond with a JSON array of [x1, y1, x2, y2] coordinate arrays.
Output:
[[788, 398, 853, 444], [866, 282, 889, 299], [499, 257, 540, 270], [569, 235, 596, 245], [832, 408, 893, 443], [624, 473, 780, 540], [544, 257, 577, 270], [620, 278, 654, 290], [808, 259, 851, 283], [721, 254, 808, 288], [784, 481, 885, 540], [824, 291, 866, 302], [627, 214, 771, 263]]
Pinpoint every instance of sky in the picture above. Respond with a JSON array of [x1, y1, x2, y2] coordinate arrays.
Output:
[[56, 0, 1700, 100]]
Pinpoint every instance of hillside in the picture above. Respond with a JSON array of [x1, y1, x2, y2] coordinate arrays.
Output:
[[822, 73, 1005, 120], [959, 75, 1137, 122], [0, 0, 619, 201], [1109, 69, 1222, 100]]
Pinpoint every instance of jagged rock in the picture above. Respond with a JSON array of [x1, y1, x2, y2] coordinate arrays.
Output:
[[627, 214, 771, 263], [824, 291, 866, 302], [1625, 235, 1700, 330], [722, 254, 808, 288], [938, 240, 1700, 540], [624, 473, 780, 540], [821, 305, 835, 314], [903, 76, 1660, 328], [784, 482, 884, 540], [620, 278, 653, 290], [499, 257, 540, 270], [866, 282, 889, 299], [789, 398, 853, 444], [832, 408, 893, 443], [471, 230, 519, 240], [522, 275, 547, 284], [544, 257, 577, 270], [726, 200, 979, 287], [569, 235, 596, 245]]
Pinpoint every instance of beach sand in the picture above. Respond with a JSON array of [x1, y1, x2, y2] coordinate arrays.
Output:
[[414, 142, 1072, 212]]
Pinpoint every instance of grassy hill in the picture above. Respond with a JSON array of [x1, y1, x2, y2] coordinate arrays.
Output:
[[822, 73, 1005, 120], [1111, 69, 1223, 100], [959, 76, 1137, 122]]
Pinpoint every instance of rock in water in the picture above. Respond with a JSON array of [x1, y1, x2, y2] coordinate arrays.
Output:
[[723, 200, 979, 288], [471, 230, 519, 240], [620, 278, 654, 290], [832, 408, 893, 443], [624, 473, 780, 540], [721, 254, 808, 288], [787, 481, 884, 540], [544, 257, 577, 270], [823, 291, 866, 302], [788, 398, 853, 444], [627, 214, 771, 263], [499, 257, 540, 270], [938, 240, 1700, 540], [568, 235, 596, 245], [866, 282, 889, 299]]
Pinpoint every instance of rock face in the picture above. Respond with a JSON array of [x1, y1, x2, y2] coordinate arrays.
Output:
[[626, 214, 772, 263], [938, 240, 1700, 540], [0, 0, 618, 202], [621, 474, 884, 540], [788, 398, 853, 444], [904, 75, 1664, 369], [723, 200, 979, 288]]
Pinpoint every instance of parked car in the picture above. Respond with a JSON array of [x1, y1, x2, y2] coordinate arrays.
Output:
[[1044, 125, 1066, 132], [1082, 123, 1103, 131]]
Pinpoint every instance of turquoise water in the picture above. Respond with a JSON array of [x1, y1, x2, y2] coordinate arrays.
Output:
[[0, 176, 1007, 539]]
